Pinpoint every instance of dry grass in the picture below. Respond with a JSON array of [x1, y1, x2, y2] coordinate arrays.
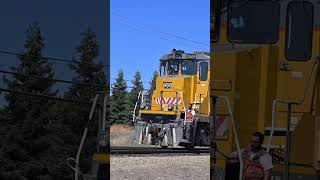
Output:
[[110, 124, 134, 134], [110, 124, 135, 145]]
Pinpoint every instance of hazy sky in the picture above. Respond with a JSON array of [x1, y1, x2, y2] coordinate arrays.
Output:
[[111, 0, 209, 89]]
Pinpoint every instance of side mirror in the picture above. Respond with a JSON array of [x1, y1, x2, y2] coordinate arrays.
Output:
[[227, 1, 280, 44]]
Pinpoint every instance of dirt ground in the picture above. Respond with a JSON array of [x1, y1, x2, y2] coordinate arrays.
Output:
[[110, 124, 135, 145], [111, 154, 210, 180]]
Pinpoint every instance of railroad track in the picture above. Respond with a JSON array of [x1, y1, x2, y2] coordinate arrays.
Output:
[[111, 145, 210, 155]]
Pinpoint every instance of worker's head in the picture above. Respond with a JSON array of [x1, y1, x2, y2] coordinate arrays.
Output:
[[188, 103, 193, 109], [250, 132, 264, 152]]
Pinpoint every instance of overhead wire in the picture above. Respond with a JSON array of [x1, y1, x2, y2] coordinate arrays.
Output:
[[111, 12, 209, 51], [0, 87, 92, 105], [0, 50, 110, 67], [0, 70, 108, 89], [111, 11, 209, 46], [111, 17, 208, 51]]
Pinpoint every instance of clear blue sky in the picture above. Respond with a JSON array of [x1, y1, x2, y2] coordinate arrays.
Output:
[[0, 0, 108, 94], [111, 0, 209, 89]]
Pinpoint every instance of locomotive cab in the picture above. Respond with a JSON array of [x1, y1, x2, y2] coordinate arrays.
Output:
[[132, 49, 211, 148]]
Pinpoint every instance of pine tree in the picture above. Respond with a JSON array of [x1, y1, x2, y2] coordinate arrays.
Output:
[[1, 22, 57, 179], [111, 70, 130, 124], [63, 27, 106, 132], [62, 27, 106, 176], [147, 71, 158, 106], [66, 27, 106, 101], [128, 71, 144, 113]]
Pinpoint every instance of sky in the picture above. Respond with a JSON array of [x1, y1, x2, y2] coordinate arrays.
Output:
[[111, 0, 210, 89], [0, 0, 209, 102], [0, 1, 109, 95]]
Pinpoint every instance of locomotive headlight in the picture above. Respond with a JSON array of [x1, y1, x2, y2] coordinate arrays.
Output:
[[168, 103, 174, 111], [163, 82, 172, 89]]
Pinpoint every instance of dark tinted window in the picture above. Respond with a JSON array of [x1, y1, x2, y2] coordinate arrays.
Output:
[[181, 61, 197, 75], [160, 61, 166, 77], [211, 0, 221, 43], [227, 1, 280, 44], [168, 61, 179, 76], [199, 62, 208, 81], [285, 1, 314, 61]]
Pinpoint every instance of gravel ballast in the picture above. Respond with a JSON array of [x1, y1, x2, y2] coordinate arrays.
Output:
[[111, 155, 210, 180]]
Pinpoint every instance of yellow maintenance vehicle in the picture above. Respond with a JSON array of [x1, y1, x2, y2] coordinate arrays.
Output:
[[132, 49, 212, 148], [211, 0, 320, 179]]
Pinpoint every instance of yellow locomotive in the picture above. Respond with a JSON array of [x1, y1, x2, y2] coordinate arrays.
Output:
[[212, 0, 320, 179], [132, 49, 212, 148]]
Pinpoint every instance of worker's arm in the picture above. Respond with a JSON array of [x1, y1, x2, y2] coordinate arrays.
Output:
[[260, 153, 273, 180], [211, 142, 242, 159], [263, 170, 271, 180]]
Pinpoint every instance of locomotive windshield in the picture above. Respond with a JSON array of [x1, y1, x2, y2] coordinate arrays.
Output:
[[181, 61, 197, 75], [160, 60, 198, 77], [168, 61, 180, 76]]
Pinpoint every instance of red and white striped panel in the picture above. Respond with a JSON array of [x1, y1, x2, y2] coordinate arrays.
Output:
[[215, 115, 227, 136], [156, 97, 182, 105]]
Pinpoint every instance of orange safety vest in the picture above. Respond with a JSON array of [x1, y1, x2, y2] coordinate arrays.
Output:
[[242, 148, 265, 180], [185, 111, 193, 122]]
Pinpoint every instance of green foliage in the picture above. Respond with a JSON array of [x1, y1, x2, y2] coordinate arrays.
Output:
[[0, 22, 59, 179], [0, 24, 107, 180], [62, 27, 106, 175], [128, 71, 144, 116], [111, 70, 131, 124], [147, 70, 158, 106], [66, 27, 106, 101]]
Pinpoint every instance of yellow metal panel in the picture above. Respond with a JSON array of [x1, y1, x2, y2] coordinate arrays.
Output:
[[273, 164, 319, 176], [234, 48, 262, 146], [291, 113, 316, 164], [93, 153, 110, 163], [139, 110, 177, 115]]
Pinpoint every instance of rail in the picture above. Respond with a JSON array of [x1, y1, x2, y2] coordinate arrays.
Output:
[[110, 146, 210, 154]]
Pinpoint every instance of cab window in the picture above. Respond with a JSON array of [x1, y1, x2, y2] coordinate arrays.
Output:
[[160, 61, 166, 77], [227, 1, 280, 44], [199, 62, 208, 81], [168, 61, 180, 76], [285, 1, 314, 61], [181, 61, 197, 76]]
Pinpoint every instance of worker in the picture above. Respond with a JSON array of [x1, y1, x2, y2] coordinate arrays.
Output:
[[213, 132, 273, 180], [185, 103, 195, 143]]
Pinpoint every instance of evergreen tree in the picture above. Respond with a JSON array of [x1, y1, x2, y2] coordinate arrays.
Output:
[[62, 27, 106, 176], [147, 71, 158, 106], [1, 22, 57, 179], [66, 27, 106, 102], [111, 70, 130, 124], [128, 71, 144, 113], [64, 27, 106, 133]]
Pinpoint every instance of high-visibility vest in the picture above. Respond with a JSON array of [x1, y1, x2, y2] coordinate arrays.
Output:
[[186, 111, 193, 122], [242, 148, 265, 180]]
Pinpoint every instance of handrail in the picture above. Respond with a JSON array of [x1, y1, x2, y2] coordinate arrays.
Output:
[[267, 58, 318, 152], [132, 90, 143, 123], [211, 95, 243, 180], [267, 57, 319, 180]]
